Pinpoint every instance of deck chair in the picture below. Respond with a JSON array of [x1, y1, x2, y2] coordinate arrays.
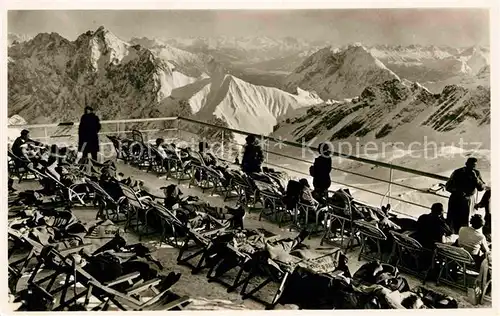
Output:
[[119, 183, 154, 239], [232, 172, 258, 207], [430, 243, 479, 292], [188, 153, 230, 198], [293, 202, 327, 235], [355, 220, 387, 262], [142, 200, 186, 248], [86, 179, 127, 221], [148, 146, 169, 175], [205, 230, 283, 294], [106, 135, 132, 162], [26, 165, 87, 206], [167, 149, 192, 184], [8, 228, 86, 283], [254, 180, 286, 223], [31, 247, 190, 311], [8, 150, 37, 182], [389, 231, 432, 277], [188, 151, 213, 192], [206, 242, 254, 293], [177, 215, 230, 274], [240, 248, 340, 310], [321, 190, 358, 250], [222, 171, 243, 201]]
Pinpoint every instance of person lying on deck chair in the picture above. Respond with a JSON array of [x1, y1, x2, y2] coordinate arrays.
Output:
[[157, 184, 246, 230]]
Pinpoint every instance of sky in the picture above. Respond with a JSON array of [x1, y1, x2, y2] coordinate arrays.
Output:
[[8, 9, 490, 47]]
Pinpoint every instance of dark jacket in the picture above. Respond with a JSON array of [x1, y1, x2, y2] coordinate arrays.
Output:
[[241, 142, 264, 173], [477, 189, 491, 215], [12, 137, 41, 159], [312, 155, 332, 191], [445, 167, 485, 197], [415, 213, 453, 249], [78, 113, 101, 152]]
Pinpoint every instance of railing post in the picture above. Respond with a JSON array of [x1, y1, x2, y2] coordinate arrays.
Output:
[[176, 118, 180, 142], [221, 130, 225, 160], [388, 166, 393, 205], [265, 137, 269, 166], [116, 122, 119, 138], [43, 127, 48, 144]]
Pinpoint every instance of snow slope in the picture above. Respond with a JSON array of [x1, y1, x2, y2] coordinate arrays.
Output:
[[171, 74, 323, 135], [274, 78, 490, 146], [370, 44, 490, 85]]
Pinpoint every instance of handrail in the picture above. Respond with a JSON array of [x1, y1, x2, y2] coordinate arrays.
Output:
[[7, 116, 178, 129], [217, 138, 449, 199], [8, 115, 455, 217], [177, 116, 450, 182]]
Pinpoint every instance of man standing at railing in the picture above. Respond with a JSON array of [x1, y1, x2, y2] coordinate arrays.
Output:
[[78, 106, 101, 162], [445, 157, 486, 233]]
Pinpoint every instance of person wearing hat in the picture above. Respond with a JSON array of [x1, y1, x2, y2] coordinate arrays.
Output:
[[241, 134, 264, 174], [445, 157, 486, 233], [11, 129, 42, 161], [78, 106, 101, 162]]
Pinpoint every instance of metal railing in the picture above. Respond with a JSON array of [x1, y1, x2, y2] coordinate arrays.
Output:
[[8, 115, 459, 219]]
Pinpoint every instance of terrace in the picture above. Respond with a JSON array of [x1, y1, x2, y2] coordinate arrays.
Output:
[[7, 116, 491, 310]]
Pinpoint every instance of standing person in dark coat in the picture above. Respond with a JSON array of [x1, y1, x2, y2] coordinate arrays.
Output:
[[241, 134, 264, 174], [78, 106, 101, 161], [445, 158, 485, 233], [310, 142, 333, 199]]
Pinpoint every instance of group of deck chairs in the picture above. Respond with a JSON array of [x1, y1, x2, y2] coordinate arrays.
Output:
[[6, 133, 482, 309], [105, 131, 491, 298], [8, 199, 192, 311], [7, 141, 193, 311]]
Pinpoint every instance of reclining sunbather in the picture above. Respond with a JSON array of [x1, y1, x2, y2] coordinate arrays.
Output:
[[76, 235, 182, 290], [155, 184, 246, 230]]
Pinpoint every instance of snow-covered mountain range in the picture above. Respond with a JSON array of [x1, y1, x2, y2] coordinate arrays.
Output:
[[8, 27, 322, 136], [369, 44, 489, 90], [8, 27, 490, 147], [284, 44, 401, 100], [273, 77, 490, 147], [165, 36, 330, 64], [8, 33, 32, 46]]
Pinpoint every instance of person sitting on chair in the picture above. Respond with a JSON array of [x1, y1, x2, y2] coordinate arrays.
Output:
[[155, 138, 168, 160], [457, 214, 490, 269], [414, 203, 453, 249], [198, 141, 217, 166], [12, 129, 43, 162]]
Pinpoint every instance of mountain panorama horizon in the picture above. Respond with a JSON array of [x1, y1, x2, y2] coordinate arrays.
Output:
[[8, 25, 490, 153], [8, 25, 490, 51]]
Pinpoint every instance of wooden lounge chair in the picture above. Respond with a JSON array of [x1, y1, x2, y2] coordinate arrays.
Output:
[[355, 220, 387, 262], [389, 231, 432, 278], [85, 179, 127, 221], [240, 248, 340, 310], [429, 243, 479, 292]]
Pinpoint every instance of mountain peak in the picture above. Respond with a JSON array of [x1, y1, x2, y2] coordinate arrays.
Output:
[[285, 42, 399, 100]]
